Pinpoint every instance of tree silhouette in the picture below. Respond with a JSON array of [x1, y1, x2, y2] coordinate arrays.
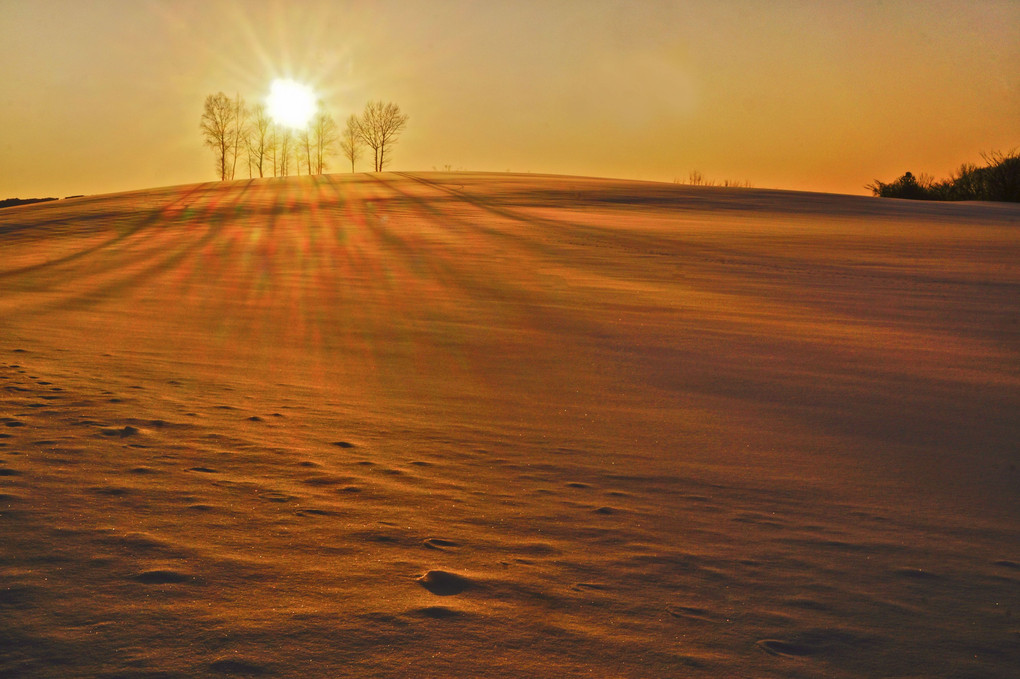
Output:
[[202, 90, 407, 178], [277, 126, 293, 177], [867, 150, 1018, 202], [981, 150, 1020, 202], [229, 94, 248, 180], [270, 125, 279, 177], [310, 111, 338, 174], [359, 101, 408, 172], [247, 104, 271, 178], [294, 110, 337, 176], [339, 114, 363, 173], [200, 92, 236, 181], [299, 127, 313, 175]]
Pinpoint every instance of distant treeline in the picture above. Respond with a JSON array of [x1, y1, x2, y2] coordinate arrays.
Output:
[[0, 197, 58, 209], [867, 149, 1019, 202]]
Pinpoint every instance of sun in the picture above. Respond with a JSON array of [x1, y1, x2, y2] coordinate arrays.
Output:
[[266, 79, 317, 129]]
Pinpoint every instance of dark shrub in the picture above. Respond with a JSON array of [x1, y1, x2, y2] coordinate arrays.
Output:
[[868, 149, 1019, 202]]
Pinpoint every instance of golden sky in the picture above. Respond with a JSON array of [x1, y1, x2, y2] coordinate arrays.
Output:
[[1, 0, 1017, 198]]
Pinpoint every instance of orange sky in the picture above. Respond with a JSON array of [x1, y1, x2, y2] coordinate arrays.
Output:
[[1, 0, 1017, 198]]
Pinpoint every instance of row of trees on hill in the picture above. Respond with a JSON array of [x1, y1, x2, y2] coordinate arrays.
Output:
[[867, 149, 1020, 202], [199, 93, 408, 181]]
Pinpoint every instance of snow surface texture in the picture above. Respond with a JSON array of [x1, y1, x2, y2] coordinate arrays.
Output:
[[1, 172, 1018, 677]]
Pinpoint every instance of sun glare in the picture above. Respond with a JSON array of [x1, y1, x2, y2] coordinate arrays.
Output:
[[266, 79, 317, 129]]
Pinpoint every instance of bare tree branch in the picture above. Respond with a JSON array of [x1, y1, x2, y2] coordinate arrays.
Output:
[[340, 114, 363, 173], [200, 92, 235, 181], [229, 94, 248, 180], [359, 101, 408, 172], [311, 111, 338, 174], [248, 104, 271, 178], [277, 125, 292, 177]]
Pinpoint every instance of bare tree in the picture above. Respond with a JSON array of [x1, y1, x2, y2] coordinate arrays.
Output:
[[270, 125, 279, 177], [248, 104, 271, 178], [229, 94, 248, 180], [359, 101, 408, 172], [310, 111, 339, 174], [200, 92, 236, 181], [375, 102, 408, 171], [277, 125, 292, 177], [298, 128, 313, 175], [339, 114, 363, 173], [359, 103, 381, 172]]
